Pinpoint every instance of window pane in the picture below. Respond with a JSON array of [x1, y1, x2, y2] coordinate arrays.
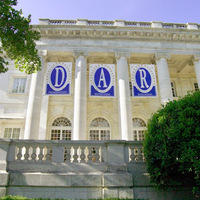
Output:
[[12, 79, 20, 93], [12, 78, 26, 93], [51, 130, 61, 140], [18, 78, 26, 93], [4, 128, 12, 138], [52, 117, 72, 126], [171, 81, 177, 97], [62, 130, 71, 140], [90, 130, 99, 140], [100, 130, 110, 140], [133, 130, 138, 141], [12, 128, 20, 139], [194, 83, 199, 91], [90, 117, 110, 127], [138, 130, 145, 141]]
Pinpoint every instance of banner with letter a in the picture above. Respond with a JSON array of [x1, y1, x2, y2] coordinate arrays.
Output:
[[46, 62, 72, 95], [89, 64, 116, 97], [130, 64, 158, 97]]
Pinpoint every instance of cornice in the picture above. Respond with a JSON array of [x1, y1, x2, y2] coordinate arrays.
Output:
[[35, 25, 200, 42]]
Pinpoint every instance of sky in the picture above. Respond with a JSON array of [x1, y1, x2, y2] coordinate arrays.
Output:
[[15, 0, 200, 25]]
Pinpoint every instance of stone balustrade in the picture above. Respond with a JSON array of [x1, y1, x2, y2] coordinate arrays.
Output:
[[0, 139, 194, 200], [0, 139, 145, 173], [39, 18, 199, 30]]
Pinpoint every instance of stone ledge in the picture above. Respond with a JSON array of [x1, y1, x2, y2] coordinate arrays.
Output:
[[0, 172, 8, 186], [9, 172, 133, 187]]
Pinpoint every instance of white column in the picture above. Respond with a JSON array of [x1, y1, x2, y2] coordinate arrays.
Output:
[[38, 96, 49, 140], [24, 50, 48, 139], [115, 52, 132, 140], [72, 51, 87, 140], [155, 53, 173, 105], [193, 54, 200, 87], [24, 73, 37, 139]]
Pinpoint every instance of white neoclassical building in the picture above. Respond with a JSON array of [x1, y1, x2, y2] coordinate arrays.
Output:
[[0, 19, 200, 142]]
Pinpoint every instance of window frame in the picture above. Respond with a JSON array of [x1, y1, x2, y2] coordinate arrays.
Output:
[[9, 75, 29, 95], [50, 117, 72, 141], [4, 127, 21, 139], [132, 117, 147, 141], [89, 117, 111, 141]]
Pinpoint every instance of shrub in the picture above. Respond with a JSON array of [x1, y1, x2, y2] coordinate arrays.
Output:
[[144, 91, 200, 196]]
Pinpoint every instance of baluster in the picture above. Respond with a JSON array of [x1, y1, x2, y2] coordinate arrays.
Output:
[[24, 146, 30, 161], [94, 146, 100, 163], [80, 146, 86, 163], [64, 146, 71, 163], [38, 146, 44, 161], [16, 146, 23, 161], [134, 147, 139, 161], [45, 146, 52, 162], [137, 146, 142, 161], [87, 146, 93, 163], [73, 146, 78, 163], [31, 146, 37, 161], [129, 146, 136, 163], [141, 147, 145, 162]]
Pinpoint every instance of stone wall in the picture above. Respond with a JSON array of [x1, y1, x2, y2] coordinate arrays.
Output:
[[0, 139, 194, 199]]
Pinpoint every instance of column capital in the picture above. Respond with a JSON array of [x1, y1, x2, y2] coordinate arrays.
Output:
[[74, 50, 88, 58], [115, 52, 130, 60], [155, 53, 171, 61], [38, 50, 48, 58], [192, 54, 200, 63]]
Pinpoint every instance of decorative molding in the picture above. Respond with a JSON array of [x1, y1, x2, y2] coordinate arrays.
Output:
[[37, 25, 200, 42], [115, 52, 130, 60], [38, 50, 48, 57], [193, 54, 200, 63], [73, 51, 88, 58], [155, 53, 171, 61]]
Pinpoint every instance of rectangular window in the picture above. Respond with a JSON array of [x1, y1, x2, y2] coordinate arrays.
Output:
[[4, 128, 20, 139], [194, 83, 199, 91], [171, 81, 177, 97], [12, 78, 27, 93]]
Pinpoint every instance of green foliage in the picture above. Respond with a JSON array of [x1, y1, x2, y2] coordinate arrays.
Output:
[[144, 91, 200, 196], [0, 0, 41, 74]]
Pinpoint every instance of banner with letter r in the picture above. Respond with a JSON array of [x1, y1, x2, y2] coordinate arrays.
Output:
[[130, 64, 158, 97]]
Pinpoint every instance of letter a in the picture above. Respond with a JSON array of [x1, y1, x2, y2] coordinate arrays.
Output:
[[139, 69, 149, 88], [98, 68, 107, 88]]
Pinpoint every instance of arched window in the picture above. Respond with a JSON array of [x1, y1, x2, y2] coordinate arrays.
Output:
[[132, 117, 146, 141], [51, 117, 72, 140], [89, 117, 110, 140]]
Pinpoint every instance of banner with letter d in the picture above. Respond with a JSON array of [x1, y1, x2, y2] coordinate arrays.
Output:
[[46, 62, 72, 95], [130, 64, 158, 97]]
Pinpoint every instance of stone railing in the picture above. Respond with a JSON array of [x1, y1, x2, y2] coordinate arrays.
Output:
[[39, 19, 200, 30], [0, 139, 145, 172]]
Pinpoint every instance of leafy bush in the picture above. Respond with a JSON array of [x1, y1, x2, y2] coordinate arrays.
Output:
[[144, 91, 200, 196]]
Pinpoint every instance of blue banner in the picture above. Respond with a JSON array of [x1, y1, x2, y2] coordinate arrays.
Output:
[[130, 64, 158, 97], [46, 62, 72, 95], [89, 64, 116, 97]]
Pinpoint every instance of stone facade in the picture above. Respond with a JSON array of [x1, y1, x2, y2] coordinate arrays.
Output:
[[0, 19, 199, 199], [0, 19, 199, 141]]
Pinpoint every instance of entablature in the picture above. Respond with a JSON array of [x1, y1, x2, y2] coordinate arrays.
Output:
[[36, 19, 200, 42]]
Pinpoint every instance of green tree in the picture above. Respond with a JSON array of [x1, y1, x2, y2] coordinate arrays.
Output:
[[0, 0, 41, 74], [144, 91, 200, 197]]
